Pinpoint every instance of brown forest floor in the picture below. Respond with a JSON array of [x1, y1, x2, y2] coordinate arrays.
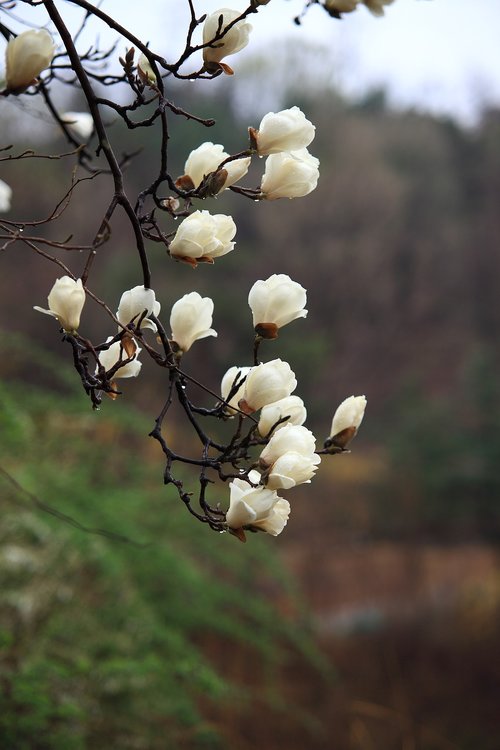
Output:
[[202, 540, 500, 750]]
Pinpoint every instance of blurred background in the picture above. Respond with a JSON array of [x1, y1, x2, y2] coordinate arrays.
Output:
[[1, 1, 500, 748]]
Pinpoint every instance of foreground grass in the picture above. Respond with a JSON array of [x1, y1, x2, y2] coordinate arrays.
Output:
[[0, 344, 323, 749]]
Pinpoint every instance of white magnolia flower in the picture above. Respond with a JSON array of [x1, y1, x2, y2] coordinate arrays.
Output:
[[61, 111, 94, 140], [5, 29, 55, 94], [260, 148, 319, 200], [220, 365, 252, 414], [328, 395, 367, 448], [226, 470, 290, 536], [258, 395, 307, 437], [116, 285, 160, 332], [34, 276, 85, 332], [325, 0, 359, 12], [203, 8, 252, 70], [265, 451, 321, 490], [248, 274, 307, 337], [253, 107, 315, 156], [239, 359, 297, 414], [260, 424, 317, 466], [170, 292, 217, 353], [260, 424, 321, 490], [169, 210, 236, 266], [137, 53, 156, 86], [0, 179, 12, 212], [184, 142, 250, 192], [98, 337, 142, 379], [363, 0, 394, 16]]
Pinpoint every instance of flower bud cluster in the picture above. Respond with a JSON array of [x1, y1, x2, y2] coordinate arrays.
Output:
[[252, 107, 319, 200], [169, 106, 319, 264], [225, 418, 320, 538], [219, 274, 367, 539], [31, 268, 365, 546], [31, 271, 366, 539], [25, 5, 369, 543]]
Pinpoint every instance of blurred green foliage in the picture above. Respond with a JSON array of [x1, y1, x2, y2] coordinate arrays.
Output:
[[376, 347, 500, 540], [0, 336, 324, 750]]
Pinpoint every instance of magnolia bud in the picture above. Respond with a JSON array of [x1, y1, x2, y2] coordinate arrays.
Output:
[[253, 107, 315, 156], [220, 365, 252, 414], [326, 395, 367, 450], [265, 451, 321, 491], [260, 149, 319, 200], [170, 292, 217, 353], [116, 285, 161, 332], [260, 424, 317, 466], [169, 210, 236, 267], [98, 337, 142, 379], [248, 274, 307, 337], [258, 396, 307, 437], [259, 424, 320, 490], [202, 9, 252, 72], [239, 359, 297, 414], [137, 53, 157, 86], [5, 29, 55, 94], [226, 470, 290, 537], [34, 276, 85, 332], [184, 142, 250, 192]]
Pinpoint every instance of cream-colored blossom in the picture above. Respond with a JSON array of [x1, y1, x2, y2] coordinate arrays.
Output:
[[220, 365, 252, 414], [328, 395, 367, 448], [169, 210, 236, 266], [248, 274, 307, 337], [98, 337, 142, 379], [254, 107, 315, 156], [260, 424, 317, 466], [170, 292, 217, 353], [137, 53, 156, 86], [226, 470, 290, 536], [203, 8, 252, 69], [258, 396, 307, 437], [259, 424, 320, 490], [265, 451, 321, 490], [6, 29, 55, 93], [184, 142, 250, 191], [260, 148, 319, 200], [34, 276, 85, 332], [116, 285, 160, 332], [240, 359, 296, 414]]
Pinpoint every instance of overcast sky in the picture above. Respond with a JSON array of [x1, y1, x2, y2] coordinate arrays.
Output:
[[4, 0, 500, 125]]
